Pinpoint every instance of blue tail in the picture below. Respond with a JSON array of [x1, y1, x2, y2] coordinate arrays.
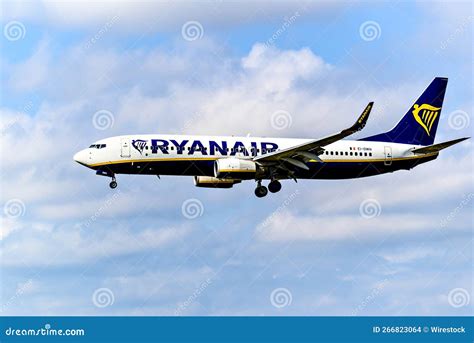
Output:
[[360, 77, 448, 146]]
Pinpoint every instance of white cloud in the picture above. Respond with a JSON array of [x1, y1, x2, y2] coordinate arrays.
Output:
[[1, 224, 191, 267], [256, 211, 436, 242], [241, 44, 331, 93], [379, 247, 444, 264], [8, 39, 51, 92], [0, 217, 21, 241], [1, 1, 339, 31]]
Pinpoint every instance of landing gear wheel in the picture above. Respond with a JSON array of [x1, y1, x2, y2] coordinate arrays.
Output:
[[268, 180, 282, 193], [255, 185, 268, 198], [109, 180, 117, 189]]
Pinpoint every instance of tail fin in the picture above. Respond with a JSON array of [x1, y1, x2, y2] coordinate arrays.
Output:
[[360, 77, 448, 146]]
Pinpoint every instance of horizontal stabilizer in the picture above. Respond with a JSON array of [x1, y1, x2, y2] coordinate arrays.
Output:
[[411, 137, 469, 154]]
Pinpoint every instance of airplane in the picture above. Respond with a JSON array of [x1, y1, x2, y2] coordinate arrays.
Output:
[[74, 77, 468, 198]]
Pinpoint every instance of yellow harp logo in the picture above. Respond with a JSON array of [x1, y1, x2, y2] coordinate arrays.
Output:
[[412, 104, 441, 136]]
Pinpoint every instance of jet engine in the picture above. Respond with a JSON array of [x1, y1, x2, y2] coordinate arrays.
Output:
[[194, 176, 241, 189], [214, 158, 258, 179]]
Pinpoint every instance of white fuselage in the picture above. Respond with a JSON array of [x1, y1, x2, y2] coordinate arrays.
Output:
[[74, 134, 424, 169]]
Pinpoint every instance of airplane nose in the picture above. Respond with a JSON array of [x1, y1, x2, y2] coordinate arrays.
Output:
[[73, 150, 89, 166]]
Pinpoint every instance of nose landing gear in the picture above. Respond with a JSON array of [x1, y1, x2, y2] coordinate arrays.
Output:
[[96, 169, 118, 189], [109, 175, 117, 189]]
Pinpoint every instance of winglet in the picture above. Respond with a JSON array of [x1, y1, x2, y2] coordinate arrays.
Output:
[[253, 102, 374, 163], [341, 102, 373, 136]]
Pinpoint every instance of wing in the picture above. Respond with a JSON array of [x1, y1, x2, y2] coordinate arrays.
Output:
[[254, 102, 373, 167]]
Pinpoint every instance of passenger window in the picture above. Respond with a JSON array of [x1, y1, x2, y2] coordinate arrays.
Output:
[[369, 152, 372, 156], [345, 152, 348, 156], [330, 151, 333, 155], [350, 152, 353, 156], [364, 152, 367, 156]]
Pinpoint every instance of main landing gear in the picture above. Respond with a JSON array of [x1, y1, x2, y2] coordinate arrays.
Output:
[[255, 181, 268, 198], [268, 180, 282, 193], [254, 179, 282, 198]]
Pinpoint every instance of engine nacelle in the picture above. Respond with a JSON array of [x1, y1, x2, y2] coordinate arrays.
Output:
[[214, 158, 257, 179], [194, 176, 241, 189]]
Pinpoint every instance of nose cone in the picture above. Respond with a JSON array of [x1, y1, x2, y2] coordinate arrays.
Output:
[[73, 149, 89, 167]]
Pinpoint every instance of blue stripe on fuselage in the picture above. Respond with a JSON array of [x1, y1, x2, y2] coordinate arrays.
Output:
[[97, 154, 437, 180]]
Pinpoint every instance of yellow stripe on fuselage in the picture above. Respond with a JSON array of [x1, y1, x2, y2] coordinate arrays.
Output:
[[218, 169, 255, 173], [88, 153, 438, 168], [89, 157, 217, 167]]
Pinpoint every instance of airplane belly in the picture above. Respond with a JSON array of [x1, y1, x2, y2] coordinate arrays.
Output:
[[99, 159, 216, 177], [297, 155, 437, 180]]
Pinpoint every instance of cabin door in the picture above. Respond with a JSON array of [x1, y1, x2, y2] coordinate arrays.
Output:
[[384, 146, 392, 166]]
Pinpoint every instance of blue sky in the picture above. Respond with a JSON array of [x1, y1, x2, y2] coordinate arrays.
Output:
[[0, 1, 472, 316]]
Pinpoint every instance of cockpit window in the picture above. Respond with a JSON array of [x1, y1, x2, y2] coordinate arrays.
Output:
[[89, 144, 106, 149]]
